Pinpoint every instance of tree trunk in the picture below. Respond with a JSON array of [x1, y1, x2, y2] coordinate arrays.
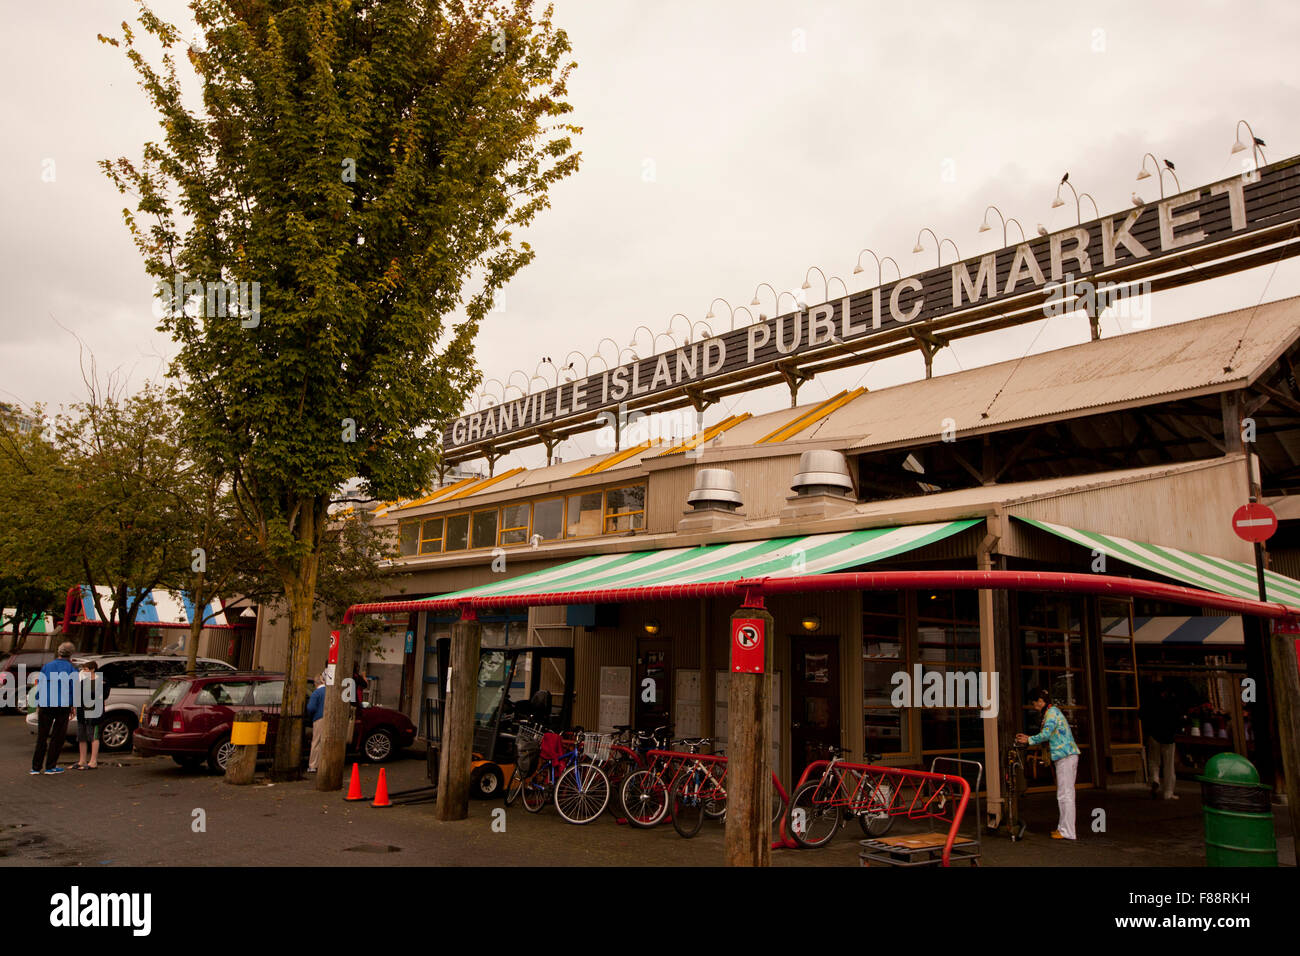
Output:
[[186, 569, 205, 676], [316, 621, 356, 792], [272, 550, 319, 780]]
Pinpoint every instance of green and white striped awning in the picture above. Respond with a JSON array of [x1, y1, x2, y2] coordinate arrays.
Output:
[[435, 520, 980, 603], [1017, 517, 1300, 606]]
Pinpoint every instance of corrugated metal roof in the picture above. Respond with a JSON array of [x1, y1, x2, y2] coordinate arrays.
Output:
[[825, 296, 1300, 453]]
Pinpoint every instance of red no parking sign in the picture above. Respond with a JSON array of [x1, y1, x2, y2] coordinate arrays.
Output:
[[732, 617, 765, 674]]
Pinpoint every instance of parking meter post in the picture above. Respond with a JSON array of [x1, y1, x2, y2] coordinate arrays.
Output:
[[435, 615, 481, 821], [317, 623, 356, 792], [225, 710, 263, 785], [724, 604, 773, 867]]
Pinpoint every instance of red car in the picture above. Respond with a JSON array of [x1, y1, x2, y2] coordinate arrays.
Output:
[[134, 671, 416, 772]]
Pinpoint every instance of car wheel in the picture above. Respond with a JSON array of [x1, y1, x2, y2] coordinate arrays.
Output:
[[207, 736, 236, 774], [172, 756, 204, 771], [100, 715, 135, 752], [362, 727, 395, 763]]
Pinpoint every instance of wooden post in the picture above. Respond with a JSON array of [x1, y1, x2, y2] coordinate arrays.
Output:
[[435, 615, 481, 821], [224, 710, 262, 785], [317, 623, 356, 792], [724, 604, 774, 867]]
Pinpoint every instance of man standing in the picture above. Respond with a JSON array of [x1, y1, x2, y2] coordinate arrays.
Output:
[[31, 642, 78, 776], [305, 677, 327, 774], [1016, 687, 1081, 840], [1142, 684, 1181, 800]]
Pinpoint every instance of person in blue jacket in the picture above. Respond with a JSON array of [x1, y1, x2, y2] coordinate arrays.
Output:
[[31, 643, 78, 775], [305, 677, 328, 773], [1016, 687, 1081, 840]]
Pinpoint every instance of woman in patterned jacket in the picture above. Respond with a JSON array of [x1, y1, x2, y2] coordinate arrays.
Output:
[[1016, 687, 1081, 840]]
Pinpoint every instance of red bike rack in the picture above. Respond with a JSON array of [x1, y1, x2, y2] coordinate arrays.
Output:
[[772, 761, 973, 866]]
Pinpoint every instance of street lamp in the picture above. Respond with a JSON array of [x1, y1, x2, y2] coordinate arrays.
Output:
[[750, 282, 781, 320], [1136, 153, 1181, 198], [978, 205, 1026, 246], [705, 297, 734, 327], [628, 325, 656, 353], [1051, 176, 1099, 223], [802, 265, 830, 304], [562, 350, 589, 380], [666, 313, 693, 343], [1231, 119, 1268, 167], [853, 248, 901, 284], [913, 227, 959, 266]]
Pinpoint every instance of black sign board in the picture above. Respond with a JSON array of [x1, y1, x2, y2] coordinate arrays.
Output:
[[446, 159, 1300, 456]]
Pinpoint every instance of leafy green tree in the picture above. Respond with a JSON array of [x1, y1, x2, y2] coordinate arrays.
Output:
[[103, 0, 580, 777], [0, 408, 70, 651]]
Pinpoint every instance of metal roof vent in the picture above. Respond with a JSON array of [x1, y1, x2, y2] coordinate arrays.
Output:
[[791, 450, 853, 497], [686, 468, 743, 512]]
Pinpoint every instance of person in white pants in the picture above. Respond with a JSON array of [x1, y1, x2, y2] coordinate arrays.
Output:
[[1017, 688, 1082, 840]]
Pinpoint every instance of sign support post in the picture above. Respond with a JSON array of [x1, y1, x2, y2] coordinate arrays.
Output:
[[435, 610, 481, 821], [724, 601, 774, 867]]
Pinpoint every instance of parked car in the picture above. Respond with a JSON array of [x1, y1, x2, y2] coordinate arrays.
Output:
[[1, 650, 57, 714], [24, 654, 236, 751], [133, 671, 417, 772]]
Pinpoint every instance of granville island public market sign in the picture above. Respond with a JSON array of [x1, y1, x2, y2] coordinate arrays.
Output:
[[446, 159, 1300, 457]]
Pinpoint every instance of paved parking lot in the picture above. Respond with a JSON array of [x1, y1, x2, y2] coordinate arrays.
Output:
[[1, 716, 1292, 867]]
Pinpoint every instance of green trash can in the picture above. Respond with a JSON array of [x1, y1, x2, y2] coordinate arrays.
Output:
[[1197, 753, 1277, 867]]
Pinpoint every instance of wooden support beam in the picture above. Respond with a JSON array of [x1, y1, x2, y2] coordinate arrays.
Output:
[[435, 617, 481, 821], [724, 605, 774, 867], [685, 385, 717, 413], [775, 360, 814, 408]]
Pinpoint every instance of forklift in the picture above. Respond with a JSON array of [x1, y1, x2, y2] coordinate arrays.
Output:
[[423, 640, 574, 799]]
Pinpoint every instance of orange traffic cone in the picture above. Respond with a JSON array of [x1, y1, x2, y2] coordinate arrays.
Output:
[[371, 767, 392, 808], [344, 763, 367, 802]]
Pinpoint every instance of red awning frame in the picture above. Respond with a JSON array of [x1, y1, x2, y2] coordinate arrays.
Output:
[[340, 570, 1300, 627]]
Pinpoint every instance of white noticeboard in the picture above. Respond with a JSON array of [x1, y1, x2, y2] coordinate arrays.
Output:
[[714, 671, 781, 769], [675, 669, 701, 738], [598, 666, 631, 733]]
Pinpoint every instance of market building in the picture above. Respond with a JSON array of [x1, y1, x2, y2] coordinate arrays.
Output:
[[263, 157, 1300, 828]]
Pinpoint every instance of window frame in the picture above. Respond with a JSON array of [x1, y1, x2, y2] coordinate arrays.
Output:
[[470, 508, 499, 550], [565, 491, 604, 539], [418, 517, 445, 556], [443, 512, 471, 552], [531, 496, 565, 543], [602, 481, 647, 535], [498, 502, 532, 546]]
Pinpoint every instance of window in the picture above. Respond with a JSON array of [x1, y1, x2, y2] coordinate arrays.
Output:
[[499, 503, 530, 545], [445, 513, 470, 551], [252, 680, 284, 708], [862, 590, 908, 755], [1101, 599, 1140, 746], [916, 590, 984, 768], [99, 662, 137, 691], [532, 498, 564, 542], [1018, 592, 1091, 787], [419, 517, 444, 555], [566, 492, 603, 538], [196, 682, 253, 706], [399, 522, 419, 557], [604, 483, 646, 533], [471, 509, 498, 549], [150, 679, 188, 708]]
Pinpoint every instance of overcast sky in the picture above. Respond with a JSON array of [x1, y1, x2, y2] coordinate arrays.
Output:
[[3, 0, 1298, 470]]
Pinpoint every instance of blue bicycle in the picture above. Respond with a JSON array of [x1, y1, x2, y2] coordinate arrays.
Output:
[[518, 731, 611, 824]]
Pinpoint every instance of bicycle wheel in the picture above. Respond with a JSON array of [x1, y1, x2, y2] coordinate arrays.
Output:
[[621, 768, 671, 828], [858, 777, 896, 837], [604, 752, 637, 804], [789, 780, 842, 848], [670, 772, 707, 838], [555, 761, 610, 824], [504, 766, 525, 807], [702, 763, 727, 819], [770, 779, 787, 828], [521, 769, 550, 813]]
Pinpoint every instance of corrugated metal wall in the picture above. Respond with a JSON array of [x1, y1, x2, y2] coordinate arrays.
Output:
[[1005, 458, 1252, 562], [647, 453, 805, 532]]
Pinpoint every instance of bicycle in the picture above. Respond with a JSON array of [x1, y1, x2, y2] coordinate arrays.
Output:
[[788, 746, 897, 849], [514, 729, 612, 824], [503, 721, 545, 808], [619, 737, 714, 828], [669, 752, 729, 838]]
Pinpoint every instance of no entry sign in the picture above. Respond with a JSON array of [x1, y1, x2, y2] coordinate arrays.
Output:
[[1232, 503, 1277, 542]]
